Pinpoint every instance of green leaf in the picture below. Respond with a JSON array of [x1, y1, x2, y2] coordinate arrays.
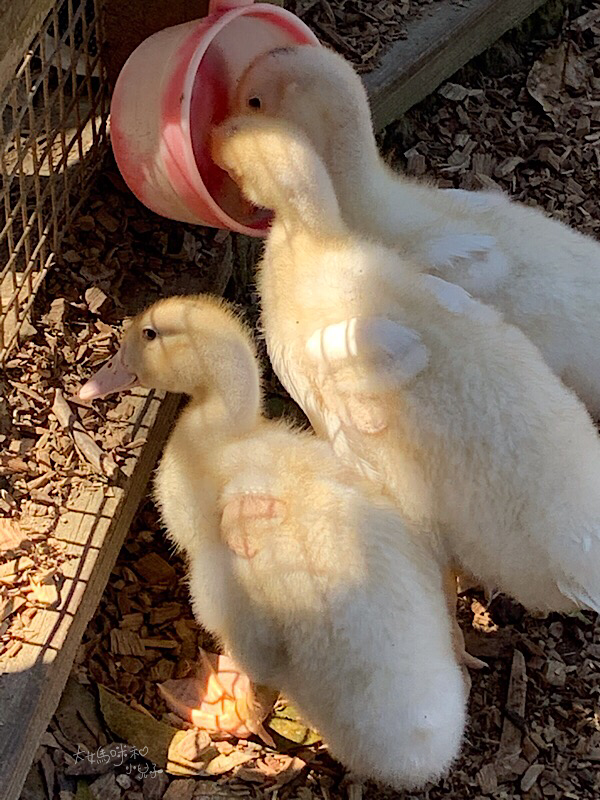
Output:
[[97, 685, 217, 775], [266, 703, 321, 746], [75, 780, 93, 800]]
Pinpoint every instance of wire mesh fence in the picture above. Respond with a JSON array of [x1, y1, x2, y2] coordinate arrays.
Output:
[[0, 0, 109, 361]]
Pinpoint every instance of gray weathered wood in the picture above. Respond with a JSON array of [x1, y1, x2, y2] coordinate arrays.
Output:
[[364, 0, 548, 131], [0, 0, 54, 91], [0, 390, 181, 800]]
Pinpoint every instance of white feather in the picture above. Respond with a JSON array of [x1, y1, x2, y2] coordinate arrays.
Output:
[[442, 188, 508, 213], [225, 118, 600, 630], [419, 275, 497, 323], [306, 316, 428, 380], [232, 45, 600, 416]]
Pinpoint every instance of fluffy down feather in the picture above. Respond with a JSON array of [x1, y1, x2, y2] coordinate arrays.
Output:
[[81, 294, 466, 790], [233, 45, 600, 416], [213, 116, 600, 618]]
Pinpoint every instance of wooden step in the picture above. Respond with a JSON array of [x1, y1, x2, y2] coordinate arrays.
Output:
[[365, 0, 547, 130]]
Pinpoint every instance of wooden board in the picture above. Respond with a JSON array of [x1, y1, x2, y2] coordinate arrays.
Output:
[[364, 0, 548, 131], [102, 0, 283, 88], [0, 0, 54, 91], [0, 389, 180, 800]]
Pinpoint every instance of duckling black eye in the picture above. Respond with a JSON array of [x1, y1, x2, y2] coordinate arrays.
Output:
[[142, 327, 157, 341], [248, 96, 262, 110]]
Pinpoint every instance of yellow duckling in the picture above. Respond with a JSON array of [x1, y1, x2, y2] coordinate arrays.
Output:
[[213, 115, 600, 624], [79, 295, 466, 791], [231, 45, 600, 417]]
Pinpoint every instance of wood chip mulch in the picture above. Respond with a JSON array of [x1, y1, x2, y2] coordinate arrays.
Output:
[[18, 2, 600, 799], [0, 162, 229, 664]]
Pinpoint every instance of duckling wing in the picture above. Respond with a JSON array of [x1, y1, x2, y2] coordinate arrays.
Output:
[[442, 188, 508, 213], [418, 274, 498, 323], [305, 316, 428, 434], [423, 232, 509, 295], [557, 581, 600, 616]]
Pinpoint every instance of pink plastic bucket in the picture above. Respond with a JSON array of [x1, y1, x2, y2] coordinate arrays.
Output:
[[109, 0, 319, 237]]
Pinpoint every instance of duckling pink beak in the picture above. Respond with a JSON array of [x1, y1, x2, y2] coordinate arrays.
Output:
[[79, 348, 138, 401]]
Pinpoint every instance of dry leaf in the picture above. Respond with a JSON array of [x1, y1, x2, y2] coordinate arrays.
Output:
[[0, 518, 26, 551], [55, 678, 104, 754], [159, 650, 276, 746], [527, 43, 591, 119], [564, 49, 591, 92], [98, 685, 215, 776], [267, 702, 321, 746], [439, 82, 470, 102], [52, 389, 118, 478], [171, 729, 212, 763], [527, 43, 568, 114], [203, 749, 256, 776]]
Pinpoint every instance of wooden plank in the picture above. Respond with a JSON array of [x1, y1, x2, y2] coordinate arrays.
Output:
[[102, 0, 282, 88], [498, 649, 528, 760], [0, 0, 54, 92], [0, 389, 181, 800], [364, 0, 548, 131]]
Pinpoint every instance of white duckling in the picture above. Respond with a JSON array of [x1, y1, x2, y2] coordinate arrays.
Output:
[[79, 295, 467, 790], [213, 116, 600, 623], [232, 45, 600, 417]]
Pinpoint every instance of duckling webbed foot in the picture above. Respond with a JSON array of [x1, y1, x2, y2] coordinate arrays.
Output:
[[158, 648, 277, 746], [444, 569, 487, 671], [221, 493, 287, 558], [451, 619, 487, 671]]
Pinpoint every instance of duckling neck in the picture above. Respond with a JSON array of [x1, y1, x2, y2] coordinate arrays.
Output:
[[186, 390, 260, 439], [271, 160, 348, 238], [187, 349, 262, 439], [326, 125, 440, 236]]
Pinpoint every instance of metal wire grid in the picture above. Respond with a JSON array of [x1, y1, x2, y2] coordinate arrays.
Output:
[[0, 0, 109, 361]]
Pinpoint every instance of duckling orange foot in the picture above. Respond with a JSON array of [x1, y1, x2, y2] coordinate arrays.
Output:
[[454, 634, 487, 671], [444, 569, 487, 671], [221, 493, 287, 558], [158, 649, 276, 746]]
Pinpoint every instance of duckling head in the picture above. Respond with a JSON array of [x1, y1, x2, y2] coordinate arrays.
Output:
[[80, 295, 261, 427], [232, 45, 378, 184], [212, 115, 344, 234]]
